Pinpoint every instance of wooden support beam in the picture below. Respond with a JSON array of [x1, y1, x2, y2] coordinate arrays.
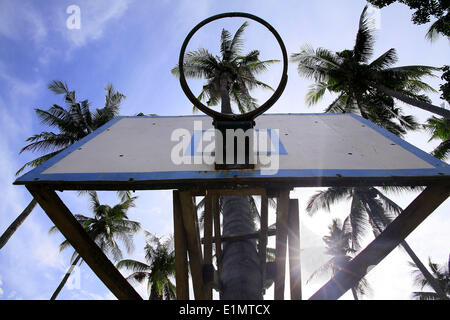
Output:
[[206, 188, 266, 196], [173, 191, 189, 300], [259, 194, 269, 268], [288, 199, 302, 300], [179, 191, 206, 300], [203, 192, 213, 299], [309, 185, 449, 300], [259, 194, 269, 288], [27, 185, 142, 300], [274, 189, 290, 300]]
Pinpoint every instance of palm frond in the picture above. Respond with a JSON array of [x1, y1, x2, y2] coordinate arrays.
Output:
[[291, 45, 340, 82], [126, 271, 149, 284], [117, 259, 151, 273], [59, 239, 72, 252], [220, 28, 233, 59], [230, 21, 249, 55], [306, 258, 334, 283], [172, 49, 219, 79], [373, 188, 403, 216], [16, 150, 62, 175], [88, 191, 101, 212], [384, 65, 439, 81], [353, 5, 375, 63], [48, 80, 69, 95], [425, 19, 442, 42], [431, 139, 450, 160], [306, 82, 329, 106], [306, 187, 351, 215], [423, 116, 450, 144], [412, 291, 441, 300], [20, 132, 75, 154], [348, 190, 371, 250], [324, 93, 352, 113], [369, 48, 398, 70], [244, 59, 280, 74]]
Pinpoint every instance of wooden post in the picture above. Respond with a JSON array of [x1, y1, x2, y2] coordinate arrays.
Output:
[[203, 192, 213, 299], [310, 185, 449, 300], [274, 189, 290, 300], [288, 199, 302, 300], [179, 191, 205, 300], [259, 194, 268, 282], [173, 191, 189, 300], [27, 185, 142, 300]]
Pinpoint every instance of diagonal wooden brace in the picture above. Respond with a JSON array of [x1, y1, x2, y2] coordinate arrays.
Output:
[[27, 185, 142, 300]]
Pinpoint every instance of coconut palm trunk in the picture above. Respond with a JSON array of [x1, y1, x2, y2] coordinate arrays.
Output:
[[51, 254, 81, 300], [220, 196, 263, 299], [372, 83, 450, 118], [220, 75, 233, 114], [0, 198, 37, 249], [217, 62, 263, 298], [218, 67, 263, 298]]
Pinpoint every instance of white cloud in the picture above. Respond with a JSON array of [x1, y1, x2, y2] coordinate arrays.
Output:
[[0, 0, 47, 43]]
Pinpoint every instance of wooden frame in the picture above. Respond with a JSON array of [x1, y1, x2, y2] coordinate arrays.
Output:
[[172, 191, 189, 299], [259, 193, 269, 283], [24, 183, 449, 300], [288, 199, 302, 300], [178, 191, 206, 300], [203, 192, 213, 299], [274, 189, 290, 300], [21, 178, 448, 300]]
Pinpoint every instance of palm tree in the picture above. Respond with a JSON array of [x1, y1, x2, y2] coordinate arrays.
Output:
[[49, 191, 140, 300], [172, 21, 278, 114], [117, 232, 176, 300], [410, 254, 450, 300], [290, 5, 449, 119], [307, 219, 369, 300], [0, 81, 125, 250], [306, 186, 449, 300], [172, 22, 277, 299], [423, 113, 450, 160]]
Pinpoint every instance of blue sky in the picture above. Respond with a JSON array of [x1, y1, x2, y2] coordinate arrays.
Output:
[[0, 0, 449, 300]]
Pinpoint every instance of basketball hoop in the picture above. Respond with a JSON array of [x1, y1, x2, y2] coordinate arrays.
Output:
[[178, 12, 288, 122]]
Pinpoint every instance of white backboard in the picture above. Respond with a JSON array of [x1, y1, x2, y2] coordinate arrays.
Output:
[[15, 113, 450, 189]]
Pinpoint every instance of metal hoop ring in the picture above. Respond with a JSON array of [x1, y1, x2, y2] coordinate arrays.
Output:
[[178, 12, 288, 121]]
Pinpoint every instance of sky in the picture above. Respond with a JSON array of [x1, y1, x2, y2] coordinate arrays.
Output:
[[0, 0, 449, 300]]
